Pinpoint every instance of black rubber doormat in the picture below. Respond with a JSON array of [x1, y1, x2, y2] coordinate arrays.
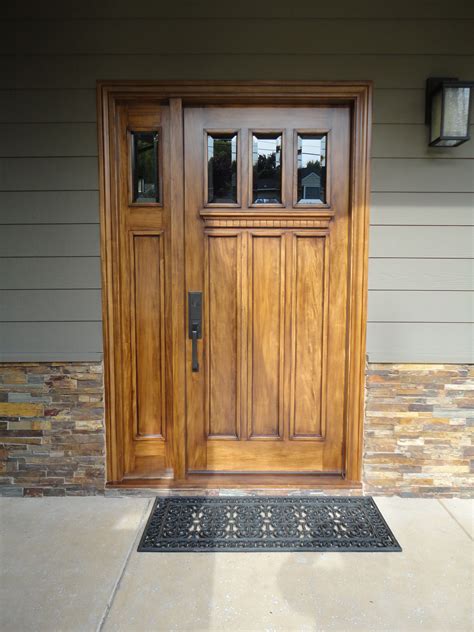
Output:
[[138, 496, 401, 552]]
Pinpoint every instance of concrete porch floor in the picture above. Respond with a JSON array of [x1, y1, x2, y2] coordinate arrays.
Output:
[[0, 497, 472, 632]]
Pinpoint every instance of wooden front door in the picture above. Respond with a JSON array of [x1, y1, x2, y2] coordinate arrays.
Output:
[[98, 83, 371, 488], [184, 107, 349, 475]]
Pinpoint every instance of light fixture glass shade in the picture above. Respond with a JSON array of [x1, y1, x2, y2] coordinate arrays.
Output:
[[443, 87, 470, 137], [428, 80, 472, 147]]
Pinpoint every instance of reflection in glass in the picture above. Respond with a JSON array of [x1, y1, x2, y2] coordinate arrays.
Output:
[[252, 133, 282, 204], [297, 134, 326, 204], [132, 132, 159, 203], [207, 134, 238, 203]]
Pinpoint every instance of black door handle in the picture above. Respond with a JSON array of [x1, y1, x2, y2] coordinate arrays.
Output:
[[191, 326, 199, 372], [188, 292, 202, 373]]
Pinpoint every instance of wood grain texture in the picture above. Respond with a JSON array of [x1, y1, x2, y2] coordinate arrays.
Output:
[[249, 234, 284, 439], [99, 82, 370, 486], [131, 234, 165, 438], [290, 235, 327, 438], [182, 99, 356, 479], [206, 235, 239, 438]]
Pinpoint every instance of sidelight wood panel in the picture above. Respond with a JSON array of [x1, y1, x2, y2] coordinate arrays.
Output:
[[131, 234, 165, 439], [206, 234, 239, 439], [248, 234, 285, 439], [290, 235, 328, 439]]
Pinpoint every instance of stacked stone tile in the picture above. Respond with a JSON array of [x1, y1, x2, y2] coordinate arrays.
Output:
[[1, 362, 472, 496], [364, 364, 473, 497], [0, 363, 104, 496]]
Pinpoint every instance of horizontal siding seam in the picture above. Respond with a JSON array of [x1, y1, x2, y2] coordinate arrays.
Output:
[[4, 53, 474, 57]]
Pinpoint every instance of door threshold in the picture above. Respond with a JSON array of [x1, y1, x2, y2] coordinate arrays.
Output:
[[109, 473, 362, 490]]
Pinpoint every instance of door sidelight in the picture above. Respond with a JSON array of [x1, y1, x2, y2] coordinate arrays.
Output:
[[188, 292, 202, 372]]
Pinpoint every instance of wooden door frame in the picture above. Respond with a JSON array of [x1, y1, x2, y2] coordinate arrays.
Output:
[[97, 81, 372, 488]]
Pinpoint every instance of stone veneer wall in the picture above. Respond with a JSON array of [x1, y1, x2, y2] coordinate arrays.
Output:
[[0, 362, 472, 497], [364, 364, 473, 497], [0, 363, 104, 496]]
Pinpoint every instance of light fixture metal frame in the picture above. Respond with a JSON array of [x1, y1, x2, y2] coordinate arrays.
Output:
[[425, 77, 473, 147]]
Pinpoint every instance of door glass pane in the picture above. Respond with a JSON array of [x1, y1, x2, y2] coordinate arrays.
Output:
[[297, 134, 326, 204], [132, 132, 159, 203], [252, 133, 282, 204], [207, 133, 238, 204]]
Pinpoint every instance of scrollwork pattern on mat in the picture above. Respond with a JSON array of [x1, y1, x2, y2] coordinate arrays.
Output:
[[138, 497, 401, 552]]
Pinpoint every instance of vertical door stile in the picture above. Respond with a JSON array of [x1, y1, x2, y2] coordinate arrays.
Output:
[[169, 97, 186, 480], [246, 231, 254, 442], [240, 230, 249, 441], [283, 230, 294, 442], [320, 233, 331, 440], [278, 232, 287, 440]]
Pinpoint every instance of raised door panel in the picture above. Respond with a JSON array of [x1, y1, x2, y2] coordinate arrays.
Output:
[[290, 234, 328, 439], [248, 234, 285, 439], [131, 233, 165, 439], [205, 234, 240, 439]]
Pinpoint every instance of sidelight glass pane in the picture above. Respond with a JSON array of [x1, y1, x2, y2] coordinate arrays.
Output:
[[132, 132, 159, 203], [296, 134, 327, 204], [252, 133, 282, 204], [207, 133, 238, 203]]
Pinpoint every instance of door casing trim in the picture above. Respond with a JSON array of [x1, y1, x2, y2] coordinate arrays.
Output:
[[97, 81, 372, 488]]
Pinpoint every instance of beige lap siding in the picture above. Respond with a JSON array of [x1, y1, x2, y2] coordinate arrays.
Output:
[[1, 1, 474, 363]]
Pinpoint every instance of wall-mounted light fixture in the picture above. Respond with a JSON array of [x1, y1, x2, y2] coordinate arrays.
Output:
[[426, 78, 473, 147]]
